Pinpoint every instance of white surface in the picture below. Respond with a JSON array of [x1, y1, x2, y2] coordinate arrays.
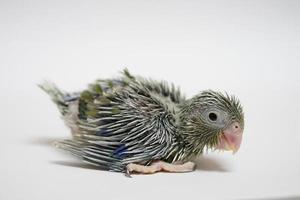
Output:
[[1, 0, 300, 199]]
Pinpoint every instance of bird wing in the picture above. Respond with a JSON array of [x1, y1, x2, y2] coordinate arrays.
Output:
[[56, 69, 183, 172]]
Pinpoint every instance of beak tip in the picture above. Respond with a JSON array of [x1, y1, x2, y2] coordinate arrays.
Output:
[[216, 125, 243, 154]]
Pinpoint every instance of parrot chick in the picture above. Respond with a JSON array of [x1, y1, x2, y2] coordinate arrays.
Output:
[[39, 69, 244, 175]]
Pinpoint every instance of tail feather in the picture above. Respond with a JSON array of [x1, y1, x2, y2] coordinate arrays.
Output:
[[38, 81, 69, 115], [53, 139, 124, 171], [39, 81, 124, 172], [53, 140, 83, 157]]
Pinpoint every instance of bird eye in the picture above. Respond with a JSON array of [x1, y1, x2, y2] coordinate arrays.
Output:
[[208, 112, 218, 121]]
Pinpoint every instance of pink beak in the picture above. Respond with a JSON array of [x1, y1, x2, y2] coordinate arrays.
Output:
[[216, 122, 243, 154]]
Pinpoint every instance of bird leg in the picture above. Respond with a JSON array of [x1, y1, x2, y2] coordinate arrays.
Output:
[[126, 161, 196, 175]]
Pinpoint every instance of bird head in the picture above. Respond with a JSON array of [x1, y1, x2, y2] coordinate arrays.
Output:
[[179, 90, 244, 154]]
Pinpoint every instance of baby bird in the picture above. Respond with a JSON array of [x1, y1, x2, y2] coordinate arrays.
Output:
[[40, 69, 244, 175]]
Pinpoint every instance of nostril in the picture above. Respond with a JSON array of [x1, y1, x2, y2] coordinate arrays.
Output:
[[235, 125, 239, 129]]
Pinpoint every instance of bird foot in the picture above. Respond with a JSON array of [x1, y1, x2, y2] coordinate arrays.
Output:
[[125, 161, 196, 176]]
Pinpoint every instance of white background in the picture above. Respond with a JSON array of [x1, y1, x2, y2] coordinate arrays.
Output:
[[1, 0, 300, 199]]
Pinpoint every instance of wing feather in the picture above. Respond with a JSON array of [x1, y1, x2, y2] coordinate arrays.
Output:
[[55, 70, 184, 172]]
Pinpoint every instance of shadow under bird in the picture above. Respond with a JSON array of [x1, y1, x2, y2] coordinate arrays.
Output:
[[39, 69, 244, 176]]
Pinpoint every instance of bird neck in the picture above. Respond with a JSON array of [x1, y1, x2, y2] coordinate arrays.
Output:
[[170, 105, 205, 162]]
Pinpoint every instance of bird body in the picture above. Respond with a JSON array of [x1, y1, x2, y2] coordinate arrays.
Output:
[[40, 69, 244, 174]]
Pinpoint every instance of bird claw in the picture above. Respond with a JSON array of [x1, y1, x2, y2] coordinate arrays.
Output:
[[124, 167, 132, 178]]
